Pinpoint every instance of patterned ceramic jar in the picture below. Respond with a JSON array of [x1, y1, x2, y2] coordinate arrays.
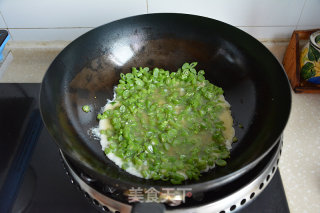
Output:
[[300, 31, 320, 84]]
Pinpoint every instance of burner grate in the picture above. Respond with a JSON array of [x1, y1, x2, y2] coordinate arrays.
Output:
[[61, 139, 282, 213]]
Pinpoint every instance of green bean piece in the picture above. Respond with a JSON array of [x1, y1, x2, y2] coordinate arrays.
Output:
[[98, 62, 234, 184], [82, 105, 91, 112], [216, 159, 227, 166]]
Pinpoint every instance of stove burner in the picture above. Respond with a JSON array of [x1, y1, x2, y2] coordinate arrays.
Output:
[[61, 138, 282, 213]]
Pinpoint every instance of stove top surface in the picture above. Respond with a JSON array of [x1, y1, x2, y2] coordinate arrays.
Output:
[[0, 84, 290, 213]]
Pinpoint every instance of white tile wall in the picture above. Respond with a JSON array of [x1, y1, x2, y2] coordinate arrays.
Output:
[[9, 28, 93, 41], [0, 0, 319, 41], [0, 12, 7, 29], [148, 0, 305, 27], [239, 26, 296, 40], [297, 0, 320, 27], [0, 0, 147, 28]]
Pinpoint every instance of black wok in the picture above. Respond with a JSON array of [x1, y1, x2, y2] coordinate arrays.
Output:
[[40, 13, 291, 201]]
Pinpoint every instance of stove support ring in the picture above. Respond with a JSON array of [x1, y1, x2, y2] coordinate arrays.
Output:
[[61, 138, 282, 213]]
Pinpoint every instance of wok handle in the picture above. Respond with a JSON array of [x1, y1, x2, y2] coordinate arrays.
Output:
[[132, 203, 165, 213]]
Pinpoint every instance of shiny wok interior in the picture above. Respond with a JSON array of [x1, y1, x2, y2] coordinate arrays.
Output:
[[40, 14, 291, 193]]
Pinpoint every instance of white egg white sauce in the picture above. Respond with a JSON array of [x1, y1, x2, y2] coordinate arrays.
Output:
[[92, 90, 145, 178], [94, 90, 235, 180]]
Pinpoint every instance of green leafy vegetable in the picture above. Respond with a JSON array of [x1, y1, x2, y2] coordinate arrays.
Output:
[[301, 62, 316, 80], [308, 44, 320, 62]]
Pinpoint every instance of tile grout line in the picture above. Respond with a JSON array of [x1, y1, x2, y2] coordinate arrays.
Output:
[[295, 0, 308, 30], [7, 25, 320, 30], [146, 0, 149, 13], [236, 25, 312, 28], [5, 40, 289, 50], [7, 26, 115, 30], [0, 11, 9, 29]]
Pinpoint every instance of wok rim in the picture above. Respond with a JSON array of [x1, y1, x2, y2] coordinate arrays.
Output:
[[39, 13, 292, 192]]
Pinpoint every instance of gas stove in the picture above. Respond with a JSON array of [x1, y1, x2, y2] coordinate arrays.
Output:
[[0, 83, 290, 213]]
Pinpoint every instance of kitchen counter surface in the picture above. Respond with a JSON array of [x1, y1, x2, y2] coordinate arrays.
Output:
[[1, 41, 319, 213]]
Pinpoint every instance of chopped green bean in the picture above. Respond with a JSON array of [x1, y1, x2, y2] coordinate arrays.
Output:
[[82, 105, 90, 112], [97, 62, 234, 184]]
